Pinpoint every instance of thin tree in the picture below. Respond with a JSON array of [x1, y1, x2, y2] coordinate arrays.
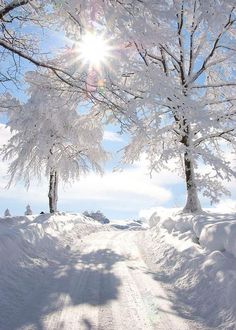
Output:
[[2, 71, 107, 213]]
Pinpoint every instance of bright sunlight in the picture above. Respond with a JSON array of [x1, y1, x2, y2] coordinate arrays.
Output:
[[76, 32, 111, 68]]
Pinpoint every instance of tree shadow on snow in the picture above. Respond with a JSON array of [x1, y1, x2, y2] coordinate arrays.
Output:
[[0, 246, 125, 330]]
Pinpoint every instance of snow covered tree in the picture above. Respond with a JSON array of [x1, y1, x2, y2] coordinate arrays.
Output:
[[0, 1, 49, 86], [1, 1, 236, 213], [0, 1, 92, 95], [24, 204, 32, 216], [0, 93, 20, 114], [2, 71, 107, 213], [4, 208, 11, 217], [62, 0, 236, 212]]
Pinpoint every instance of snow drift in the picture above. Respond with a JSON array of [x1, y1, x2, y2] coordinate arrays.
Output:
[[0, 213, 109, 260], [148, 208, 236, 258], [0, 213, 111, 329], [142, 208, 236, 329]]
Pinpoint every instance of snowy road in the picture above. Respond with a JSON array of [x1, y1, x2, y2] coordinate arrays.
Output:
[[8, 230, 201, 330]]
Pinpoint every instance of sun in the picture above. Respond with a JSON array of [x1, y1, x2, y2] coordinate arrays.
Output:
[[76, 32, 111, 68]]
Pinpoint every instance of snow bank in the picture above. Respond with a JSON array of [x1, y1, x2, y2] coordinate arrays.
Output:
[[0, 213, 110, 329], [192, 213, 236, 259], [146, 207, 236, 258], [199, 220, 236, 258], [0, 213, 109, 266], [141, 208, 236, 329]]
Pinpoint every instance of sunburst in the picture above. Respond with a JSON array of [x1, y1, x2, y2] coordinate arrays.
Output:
[[76, 32, 112, 70]]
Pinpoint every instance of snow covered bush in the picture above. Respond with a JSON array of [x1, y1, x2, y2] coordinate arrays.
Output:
[[24, 205, 32, 216], [83, 210, 110, 224], [4, 209, 11, 217]]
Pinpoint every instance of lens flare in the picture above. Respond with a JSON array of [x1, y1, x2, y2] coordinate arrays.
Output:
[[77, 32, 111, 68]]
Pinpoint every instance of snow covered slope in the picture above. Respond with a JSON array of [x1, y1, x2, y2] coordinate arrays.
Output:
[[0, 214, 201, 330], [141, 208, 236, 329], [1, 210, 236, 329], [0, 213, 109, 259], [0, 213, 111, 329]]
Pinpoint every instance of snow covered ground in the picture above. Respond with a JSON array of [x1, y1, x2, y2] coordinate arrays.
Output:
[[141, 207, 236, 329], [0, 210, 236, 329], [0, 213, 111, 329], [0, 213, 198, 330]]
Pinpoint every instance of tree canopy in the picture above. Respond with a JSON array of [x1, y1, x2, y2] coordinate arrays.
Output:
[[1, 0, 236, 212]]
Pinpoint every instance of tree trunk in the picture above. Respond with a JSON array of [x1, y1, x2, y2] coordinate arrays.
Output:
[[48, 170, 58, 213], [54, 171, 58, 210], [183, 152, 202, 213]]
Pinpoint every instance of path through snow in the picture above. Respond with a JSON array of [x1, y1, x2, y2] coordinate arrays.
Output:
[[3, 230, 204, 330]]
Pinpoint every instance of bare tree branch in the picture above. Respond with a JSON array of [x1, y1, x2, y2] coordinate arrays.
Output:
[[194, 129, 235, 146], [188, 9, 236, 84], [193, 83, 236, 89], [0, 0, 29, 20]]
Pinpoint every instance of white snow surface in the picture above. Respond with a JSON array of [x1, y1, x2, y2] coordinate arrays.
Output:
[[142, 207, 236, 329], [0, 213, 111, 328], [1, 210, 236, 329], [193, 214, 236, 258], [0, 213, 111, 265], [0, 212, 203, 330]]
